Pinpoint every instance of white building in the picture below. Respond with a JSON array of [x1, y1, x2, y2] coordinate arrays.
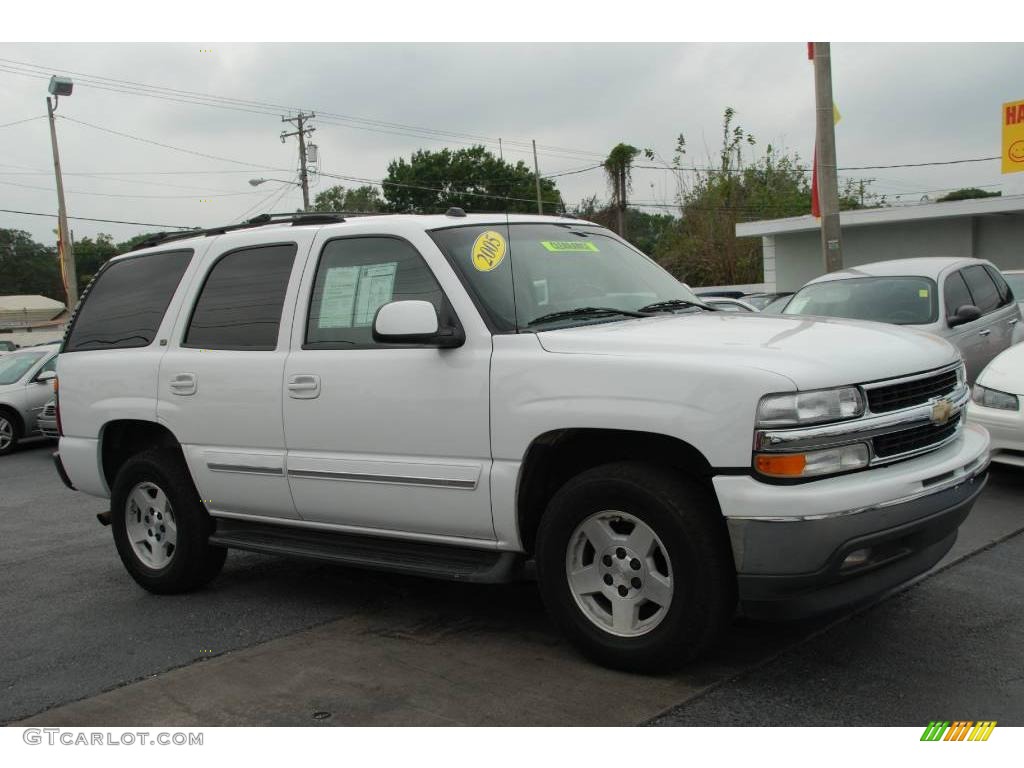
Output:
[[736, 194, 1024, 292], [0, 295, 67, 347]]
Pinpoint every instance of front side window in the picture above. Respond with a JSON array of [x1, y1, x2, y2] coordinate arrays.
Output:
[[783, 276, 938, 325], [0, 351, 46, 385], [429, 223, 704, 331], [64, 249, 193, 352], [960, 265, 1000, 314], [185, 243, 297, 350], [305, 237, 448, 348]]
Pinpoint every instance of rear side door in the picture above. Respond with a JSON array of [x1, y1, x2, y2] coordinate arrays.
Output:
[[983, 264, 1022, 350], [960, 264, 1012, 377], [282, 228, 494, 541], [157, 230, 315, 521], [943, 269, 989, 381]]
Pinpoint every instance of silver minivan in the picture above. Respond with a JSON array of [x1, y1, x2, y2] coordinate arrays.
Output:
[[782, 257, 1021, 382]]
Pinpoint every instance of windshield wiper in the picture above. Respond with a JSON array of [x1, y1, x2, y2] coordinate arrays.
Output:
[[527, 306, 650, 327], [637, 298, 716, 313]]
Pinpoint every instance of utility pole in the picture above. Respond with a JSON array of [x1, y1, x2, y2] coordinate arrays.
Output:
[[532, 140, 543, 215], [46, 94, 78, 308], [281, 112, 316, 212], [812, 42, 843, 273]]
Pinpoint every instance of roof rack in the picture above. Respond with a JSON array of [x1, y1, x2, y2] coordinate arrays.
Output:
[[128, 212, 348, 252]]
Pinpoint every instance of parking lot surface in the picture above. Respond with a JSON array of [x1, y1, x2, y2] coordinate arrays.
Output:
[[2, 440, 1022, 726]]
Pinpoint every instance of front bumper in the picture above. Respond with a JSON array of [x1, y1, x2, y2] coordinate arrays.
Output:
[[967, 401, 1024, 468], [716, 423, 990, 619]]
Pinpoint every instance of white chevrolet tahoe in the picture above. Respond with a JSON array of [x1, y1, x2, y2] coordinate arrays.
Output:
[[53, 211, 990, 671]]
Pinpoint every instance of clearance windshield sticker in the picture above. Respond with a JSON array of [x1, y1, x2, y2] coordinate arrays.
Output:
[[541, 240, 599, 252], [471, 230, 507, 272], [919, 289, 930, 298]]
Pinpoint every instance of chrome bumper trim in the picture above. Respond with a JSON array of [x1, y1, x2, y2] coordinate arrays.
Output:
[[733, 454, 990, 523]]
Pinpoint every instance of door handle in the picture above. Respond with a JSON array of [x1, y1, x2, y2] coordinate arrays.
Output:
[[1009, 318, 1019, 326], [169, 372, 197, 396], [978, 329, 991, 337], [287, 374, 321, 399]]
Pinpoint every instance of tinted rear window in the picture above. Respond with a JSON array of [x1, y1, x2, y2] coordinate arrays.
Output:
[[64, 250, 193, 352], [184, 243, 296, 350], [783, 276, 938, 325]]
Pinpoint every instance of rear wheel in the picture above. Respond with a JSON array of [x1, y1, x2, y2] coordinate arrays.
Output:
[[0, 411, 19, 456], [111, 448, 226, 593], [535, 462, 736, 672]]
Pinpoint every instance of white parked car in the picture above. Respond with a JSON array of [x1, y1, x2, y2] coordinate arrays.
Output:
[[0, 344, 59, 455], [702, 296, 759, 313], [968, 343, 1024, 468], [54, 212, 989, 671]]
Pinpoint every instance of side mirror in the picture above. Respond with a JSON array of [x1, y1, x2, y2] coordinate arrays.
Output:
[[35, 370, 56, 384], [948, 304, 982, 328], [372, 300, 464, 348]]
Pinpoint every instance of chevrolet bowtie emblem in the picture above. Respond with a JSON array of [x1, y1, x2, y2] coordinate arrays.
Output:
[[930, 399, 957, 426]]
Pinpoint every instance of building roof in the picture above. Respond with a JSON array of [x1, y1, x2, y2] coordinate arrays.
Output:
[[0, 295, 66, 327], [736, 194, 1024, 238]]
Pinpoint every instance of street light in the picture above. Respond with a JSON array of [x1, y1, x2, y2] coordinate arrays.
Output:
[[46, 75, 78, 308], [248, 177, 301, 187]]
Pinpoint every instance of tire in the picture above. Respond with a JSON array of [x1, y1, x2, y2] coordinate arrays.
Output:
[[535, 461, 736, 673], [0, 410, 19, 456], [110, 447, 226, 594]]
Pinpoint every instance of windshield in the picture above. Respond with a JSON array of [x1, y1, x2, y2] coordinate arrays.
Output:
[[783, 276, 938, 325], [429, 223, 703, 330], [1003, 272, 1024, 300], [0, 350, 46, 385]]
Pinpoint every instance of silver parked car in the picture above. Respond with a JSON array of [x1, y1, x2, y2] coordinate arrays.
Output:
[[0, 343, 59, 455], [1003, 270, 1024, 308], [782, 257, 1021, 383]]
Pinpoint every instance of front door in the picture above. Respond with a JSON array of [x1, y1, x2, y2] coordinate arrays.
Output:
[[282, 231, 494, 542]]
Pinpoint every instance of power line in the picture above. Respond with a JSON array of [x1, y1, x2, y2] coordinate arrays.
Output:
[[0, 178, 260, 199], [0, 207, 194, 229], [0, 114, 46, 130], [0, 58, 605, 164], [56, 115, 291, 171]]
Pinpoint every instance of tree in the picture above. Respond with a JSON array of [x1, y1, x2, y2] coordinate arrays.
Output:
[[0, 228, 63, 301], [381, 146, 561, 214], [651, 108, 882, 286], [570, 196, 675, 256], [937, 187, 1002, 203], [313, 184, 384, 213], [603, 143, 653, 236], [73, 233, 119, 291]]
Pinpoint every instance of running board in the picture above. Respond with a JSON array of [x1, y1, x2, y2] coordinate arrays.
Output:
[[208, 519, 523, 584]]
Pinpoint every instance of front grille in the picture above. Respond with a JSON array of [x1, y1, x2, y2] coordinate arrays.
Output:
[[41, 404, 56, 417], [873, 412, 961, 458], [867, 369, 958, 413]]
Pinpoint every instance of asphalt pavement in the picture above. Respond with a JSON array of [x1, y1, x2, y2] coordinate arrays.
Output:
[[1, 439, 1021, 726]]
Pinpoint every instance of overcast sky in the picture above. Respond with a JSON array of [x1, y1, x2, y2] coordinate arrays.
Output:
[[1, 42, 1022, 246]]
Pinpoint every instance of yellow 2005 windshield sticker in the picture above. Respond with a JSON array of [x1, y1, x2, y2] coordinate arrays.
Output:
[[919, 289, 929, 298], [471, 230, 507, 272], [541, 240, 599, 252]]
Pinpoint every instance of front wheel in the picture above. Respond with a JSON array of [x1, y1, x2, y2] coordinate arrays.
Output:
[[0, 411, 19, 456], [535, 462, 736, 672], [111, 448, 226, 594]]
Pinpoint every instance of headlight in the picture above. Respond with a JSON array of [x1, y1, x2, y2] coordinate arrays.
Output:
[[972, 384, 1019, 411], [756, 386, 865, 427], [755, 443, 871, 479]]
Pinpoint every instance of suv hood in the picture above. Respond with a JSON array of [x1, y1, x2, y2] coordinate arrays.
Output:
[[536, 313, 960, 390]]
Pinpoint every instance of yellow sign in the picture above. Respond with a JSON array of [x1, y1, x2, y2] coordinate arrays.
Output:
[[1002, 99, 1024, 173], [471, 230, 507, 272]]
